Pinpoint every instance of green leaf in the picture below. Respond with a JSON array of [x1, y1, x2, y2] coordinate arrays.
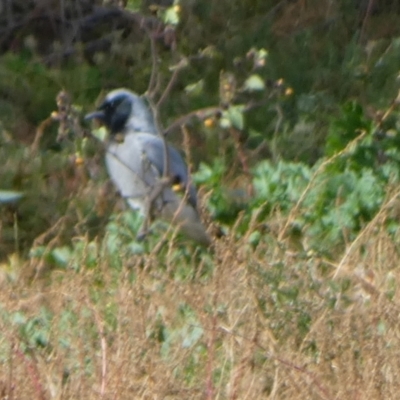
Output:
[[91, 127, 108, 142], [257, 48, 268, 60], [219, 117, 231, 129], [184, 79, 204, 96], [227, 105, 245, 130], [0, 190, 23, 204], [243, 74, 265, 91], [164, 6, 180, 25], [182, 325, 203, 348], [248, 230, 261, 246], [50, 246, 72, 267]]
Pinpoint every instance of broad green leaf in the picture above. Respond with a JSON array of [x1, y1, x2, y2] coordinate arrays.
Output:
[[164, 6, 180, 25], [227, 105, 245, 130], [91, 126, 108, 142], [219, 117, 231, 129], [184, 79, 204, 96], [248, 230, 261, 246], [244, 74, 265, 91], [0, 190, 23, 204], [257, 48, 268, 60], [51, 246, 72, 267]]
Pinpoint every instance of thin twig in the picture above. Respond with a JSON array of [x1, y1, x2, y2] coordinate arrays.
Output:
[[163, 106, 222, 136], [372, 90, 400, 133], [271, 103, 284, 161], [181, 124, 195, 206], [156, 58, 188, 109], [205, 315, 216, 400], [8, 340, 14, 400], [162, 98, 268, 137], [87, 300, 108, 398], [146, 27, 159, 98], [358, 0, 374, 44], [30, 117, 53, 154], [229, 126, 254, 196]]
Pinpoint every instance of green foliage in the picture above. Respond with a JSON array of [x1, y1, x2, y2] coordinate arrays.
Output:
[[252, 160, 311, 211], [325, 101, 372, 156], [220, 105, 246, 130], [251, 157, 391, 252], [304, 166, 386, 248], [196, 98, 400, 253], [0, 307, 53, 352], [194, 160, 247, 224]]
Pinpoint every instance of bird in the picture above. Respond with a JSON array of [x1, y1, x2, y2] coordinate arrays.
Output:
[[85, 88, 211, 246]]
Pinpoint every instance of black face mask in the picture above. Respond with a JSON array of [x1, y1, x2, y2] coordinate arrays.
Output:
[[85, 96, 132, 135]]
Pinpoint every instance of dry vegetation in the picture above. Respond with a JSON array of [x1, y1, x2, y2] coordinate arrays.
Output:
[[1, 190, 400, 399], [3, 1, 400, 399]]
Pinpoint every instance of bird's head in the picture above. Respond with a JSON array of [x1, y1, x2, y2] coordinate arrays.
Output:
[[85, 88, 157, 135]]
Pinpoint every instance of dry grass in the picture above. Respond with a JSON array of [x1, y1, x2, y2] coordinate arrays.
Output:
[[3, 2, 400, 397], [1, 194, 400, 400]]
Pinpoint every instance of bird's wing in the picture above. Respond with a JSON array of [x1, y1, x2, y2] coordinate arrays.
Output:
[[136, 134, 198, 209]]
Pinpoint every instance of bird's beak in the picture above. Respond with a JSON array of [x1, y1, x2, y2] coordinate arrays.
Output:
[[84, 110, 106, 121]]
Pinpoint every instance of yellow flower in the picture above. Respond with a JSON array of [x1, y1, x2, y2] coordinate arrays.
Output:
[[204, 118, 214, 128], [75, 156, 85, 166], [285, 87, 294, 96]]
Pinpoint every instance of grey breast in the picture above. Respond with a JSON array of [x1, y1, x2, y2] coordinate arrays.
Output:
[[105, 132, 160, 213]]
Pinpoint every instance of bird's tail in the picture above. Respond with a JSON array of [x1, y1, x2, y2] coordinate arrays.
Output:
[[161, 202, 211, 247]]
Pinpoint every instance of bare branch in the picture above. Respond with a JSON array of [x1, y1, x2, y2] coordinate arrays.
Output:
[[163, 106, 222, 136], [156, 58, 188, 109]]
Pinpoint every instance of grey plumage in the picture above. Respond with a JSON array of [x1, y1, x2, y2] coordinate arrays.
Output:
[[85, 88, 211, 246]]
